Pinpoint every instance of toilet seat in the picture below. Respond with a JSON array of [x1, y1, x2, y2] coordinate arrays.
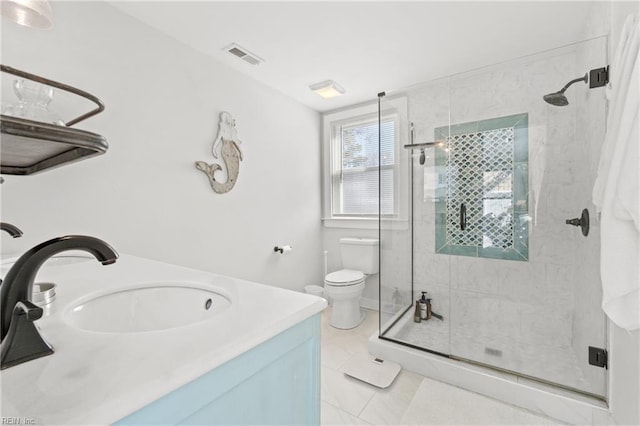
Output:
[[325, 269, 365, 287]]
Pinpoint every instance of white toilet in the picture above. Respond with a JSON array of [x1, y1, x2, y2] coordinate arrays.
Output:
[[324, 237, 379, 329]]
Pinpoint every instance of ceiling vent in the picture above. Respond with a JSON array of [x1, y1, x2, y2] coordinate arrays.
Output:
[[223, 43, 264, 66]]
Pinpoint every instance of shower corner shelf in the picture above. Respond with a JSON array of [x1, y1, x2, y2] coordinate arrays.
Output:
[[0, 64, 108, 176]]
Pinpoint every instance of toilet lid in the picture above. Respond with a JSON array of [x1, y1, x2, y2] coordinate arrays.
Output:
[[325, 269, 365, 286]]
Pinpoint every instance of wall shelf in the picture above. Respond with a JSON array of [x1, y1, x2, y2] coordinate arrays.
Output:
[[1, 115, 107, 175], [0, 65, 107, 176]]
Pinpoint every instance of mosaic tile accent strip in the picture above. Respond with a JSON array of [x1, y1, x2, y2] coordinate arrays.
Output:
[[434, 113, 528, 261]]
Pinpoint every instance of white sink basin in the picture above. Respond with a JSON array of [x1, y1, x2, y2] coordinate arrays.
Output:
[[65, 283, 232, 333]]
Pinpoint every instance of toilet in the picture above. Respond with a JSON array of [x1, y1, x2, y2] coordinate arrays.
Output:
[[324, 238, 379, 329]]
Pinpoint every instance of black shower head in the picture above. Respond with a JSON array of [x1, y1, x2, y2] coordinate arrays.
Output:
[[543, 73, 588, 106], [543, 92, 569, 106]]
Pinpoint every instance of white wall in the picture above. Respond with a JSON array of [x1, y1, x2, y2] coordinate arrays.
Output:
[[0, 2, 323, 291]]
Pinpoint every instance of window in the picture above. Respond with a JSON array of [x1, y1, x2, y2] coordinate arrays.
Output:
[[322, 98, 408, 228], [332, 115, 396, 216]]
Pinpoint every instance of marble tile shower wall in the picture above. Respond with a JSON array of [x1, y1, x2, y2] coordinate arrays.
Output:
[[405, 47, 605, 393]]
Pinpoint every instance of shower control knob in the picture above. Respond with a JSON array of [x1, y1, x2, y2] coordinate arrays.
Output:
[[565, 208, 590, 237]]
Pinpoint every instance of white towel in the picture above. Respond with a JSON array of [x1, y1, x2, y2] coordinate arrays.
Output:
[[592, 14, 640, 331]]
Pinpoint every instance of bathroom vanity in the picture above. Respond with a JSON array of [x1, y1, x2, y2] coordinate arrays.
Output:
[[0, 254, 326, 424]]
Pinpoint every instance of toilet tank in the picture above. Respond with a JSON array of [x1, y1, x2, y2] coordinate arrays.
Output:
[[339, 238, 379, 274]]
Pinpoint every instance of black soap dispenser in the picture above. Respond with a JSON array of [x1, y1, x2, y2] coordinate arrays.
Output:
[[420, 292, 429, 320]]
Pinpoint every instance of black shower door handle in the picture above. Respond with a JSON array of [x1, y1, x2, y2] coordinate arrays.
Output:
[[460, 203, 467, 230]]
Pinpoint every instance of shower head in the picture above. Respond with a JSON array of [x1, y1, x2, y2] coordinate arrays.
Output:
[[543, 92, 569, 106], [543, 73, 588, 106]]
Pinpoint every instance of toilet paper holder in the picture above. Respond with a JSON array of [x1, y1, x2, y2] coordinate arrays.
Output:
[[274, 245, 292, 254]]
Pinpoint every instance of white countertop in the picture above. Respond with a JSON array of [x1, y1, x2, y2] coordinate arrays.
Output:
[[0, 254, 327, 425]]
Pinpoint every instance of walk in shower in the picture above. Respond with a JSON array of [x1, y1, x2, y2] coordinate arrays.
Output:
[[376, 37, 608, 400]]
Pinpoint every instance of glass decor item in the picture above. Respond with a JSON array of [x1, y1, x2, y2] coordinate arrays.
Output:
[[1, 64, 107, 176], [0, 0, 53, 29], [434, 113, 529, 261], [3, 79, 65, 126]]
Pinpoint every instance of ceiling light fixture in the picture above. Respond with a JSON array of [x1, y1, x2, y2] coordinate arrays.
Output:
[[0, 0, 53, 29], [309, 80, 345, 99]]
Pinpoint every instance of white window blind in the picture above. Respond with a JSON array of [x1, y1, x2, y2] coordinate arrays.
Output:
[[333, 117, 395, 216]]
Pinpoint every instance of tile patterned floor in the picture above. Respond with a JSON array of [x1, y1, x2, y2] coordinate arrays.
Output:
[[320, 307, 565, 426]]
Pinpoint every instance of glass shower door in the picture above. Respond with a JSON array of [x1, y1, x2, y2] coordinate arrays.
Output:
[[378, 36, 608, 398], [377, 95, 413, 338]]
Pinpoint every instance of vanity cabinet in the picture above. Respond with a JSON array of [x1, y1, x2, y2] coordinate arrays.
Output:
[[116, 315, 321, 425], [0, 255, 326, 424]]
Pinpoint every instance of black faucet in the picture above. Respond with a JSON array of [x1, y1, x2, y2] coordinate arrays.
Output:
[[0, 235, 118, 369], [0, 222, 23, 238]]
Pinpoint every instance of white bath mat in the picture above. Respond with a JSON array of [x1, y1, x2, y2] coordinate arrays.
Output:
[[341, 354, 401, 389]]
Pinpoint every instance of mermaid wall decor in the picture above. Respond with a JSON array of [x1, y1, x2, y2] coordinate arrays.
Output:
[[195, 111, 243, 194]]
